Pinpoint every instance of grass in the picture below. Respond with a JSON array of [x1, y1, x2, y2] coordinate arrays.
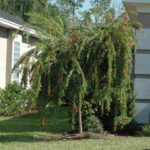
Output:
[[0, 107, 149, 150], [0, 107, 71, 141]]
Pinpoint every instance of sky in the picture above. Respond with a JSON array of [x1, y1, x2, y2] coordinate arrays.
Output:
[[80, 0, 123, 12], [50, 0, 124, 14]]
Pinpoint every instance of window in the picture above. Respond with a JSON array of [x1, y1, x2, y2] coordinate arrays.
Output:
[[13, 41, 20, 82]]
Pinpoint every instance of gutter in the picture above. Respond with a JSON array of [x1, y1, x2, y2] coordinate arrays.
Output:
[[0, 17, 36, 37]]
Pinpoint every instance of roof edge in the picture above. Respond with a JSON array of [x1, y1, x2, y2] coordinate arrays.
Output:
[[0, 17, 36, 37], [122, 0, 150, 4]]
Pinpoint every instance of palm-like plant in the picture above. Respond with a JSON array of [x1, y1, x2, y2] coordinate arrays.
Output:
[[14, 13, 66, 125], [14, 13, 87, 132]]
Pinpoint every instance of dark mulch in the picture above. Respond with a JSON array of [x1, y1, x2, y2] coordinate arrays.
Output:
[[35, 132, 115, 142]]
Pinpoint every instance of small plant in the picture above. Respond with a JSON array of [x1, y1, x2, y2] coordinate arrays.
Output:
[[0, 88, 5, 115], [83, 115, 103, 133], [140, 125, 150, 136]]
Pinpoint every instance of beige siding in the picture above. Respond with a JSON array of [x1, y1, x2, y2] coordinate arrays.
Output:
[[0, 26, 36, 88], [20, 37, 35, 87], [5, 31, 13, 85], [21, 42, 32, 55], [0, 27, 8, 88]]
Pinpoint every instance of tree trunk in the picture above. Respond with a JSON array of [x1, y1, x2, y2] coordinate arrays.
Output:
[[72, 0, 76, 19], [78, 104, 83, 134]]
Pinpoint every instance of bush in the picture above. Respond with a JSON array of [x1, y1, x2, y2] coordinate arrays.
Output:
[[0, 82, 36, 116], [24, 89, 36, 111], [0, 88, 5, 105], [82, 101, 98, 117], [83, 115, 103, 133], [140, 125, 150, 136], [120, 120, 141, 135], [82, 100, 104, 133]]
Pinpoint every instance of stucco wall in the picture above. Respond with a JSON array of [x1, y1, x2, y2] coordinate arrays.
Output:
[[5, 30, 13, 85], [0, 27, 35, 88], [21, 36, 35, 55], [0, 27, 8, 88]]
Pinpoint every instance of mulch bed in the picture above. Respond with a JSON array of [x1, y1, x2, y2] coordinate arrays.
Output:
[[35, 132, 115, 142], [20, 109, 38, 116]]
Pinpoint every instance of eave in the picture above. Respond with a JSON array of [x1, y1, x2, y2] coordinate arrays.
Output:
[[0, 17, 36, 37]]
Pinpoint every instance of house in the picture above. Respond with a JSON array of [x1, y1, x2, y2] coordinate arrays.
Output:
[[123, 0, 150, 124], [0, 11, 35, 88]]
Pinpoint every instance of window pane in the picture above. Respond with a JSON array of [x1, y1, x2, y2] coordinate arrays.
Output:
[[13, 41, 20, 82], [14, 52, 20, 58], [14, 47, 20, 53], [13, 72, 19, 79], [14, 41, 20, 47], [14, 58, 18, 64]]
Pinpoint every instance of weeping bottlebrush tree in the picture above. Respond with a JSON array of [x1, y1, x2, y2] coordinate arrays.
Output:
[[14, 13, 87, 132], [79, 12, 139, 131], [13, 13, 67, 126], [14, 11, 140, 133], [66, 12, 140, 132]]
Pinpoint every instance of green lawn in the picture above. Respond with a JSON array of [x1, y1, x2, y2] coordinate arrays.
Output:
[[0, 107, 149, 150]]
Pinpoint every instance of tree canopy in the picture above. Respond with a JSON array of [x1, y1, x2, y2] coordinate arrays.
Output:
[[0, 0, 59, 21], [13, 5, 139, 133]]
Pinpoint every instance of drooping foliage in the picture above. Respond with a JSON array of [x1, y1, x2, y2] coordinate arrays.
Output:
[[14, 9, 139, 133], [90, 0, 112, 23], [80, 12, 137, 131]]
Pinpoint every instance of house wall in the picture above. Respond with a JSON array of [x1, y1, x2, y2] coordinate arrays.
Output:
[[134, 10, 150, 124], [0, 26, 35, 88], [20, 36, 35, 86], [11, 33, 22, 82], [5, 30, 13, 85], [0, 27, 8, 88], [11, 33, 35, 83], [22, 36, 35, 55]]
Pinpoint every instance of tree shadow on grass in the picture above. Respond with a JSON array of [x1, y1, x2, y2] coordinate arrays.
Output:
[[0, 107, 71, 143], [0, 134, 36, 143]]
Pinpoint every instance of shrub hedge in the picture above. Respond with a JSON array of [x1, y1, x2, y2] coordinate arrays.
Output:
[[0, 82, 36, 116]]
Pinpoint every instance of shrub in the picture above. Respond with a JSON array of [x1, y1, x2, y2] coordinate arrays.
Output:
[[82, 100, 104, 133], [0, 88, 4, 97], [82, 100, 98, 117], [24, 89, 37, 111], [0, 88, 5, 106], [140, 125, 150, 136], [83, 115, 103, 133], [120, 120, 141, 135], [0, 82, 26, 115], [0, 82, 36, 116]]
